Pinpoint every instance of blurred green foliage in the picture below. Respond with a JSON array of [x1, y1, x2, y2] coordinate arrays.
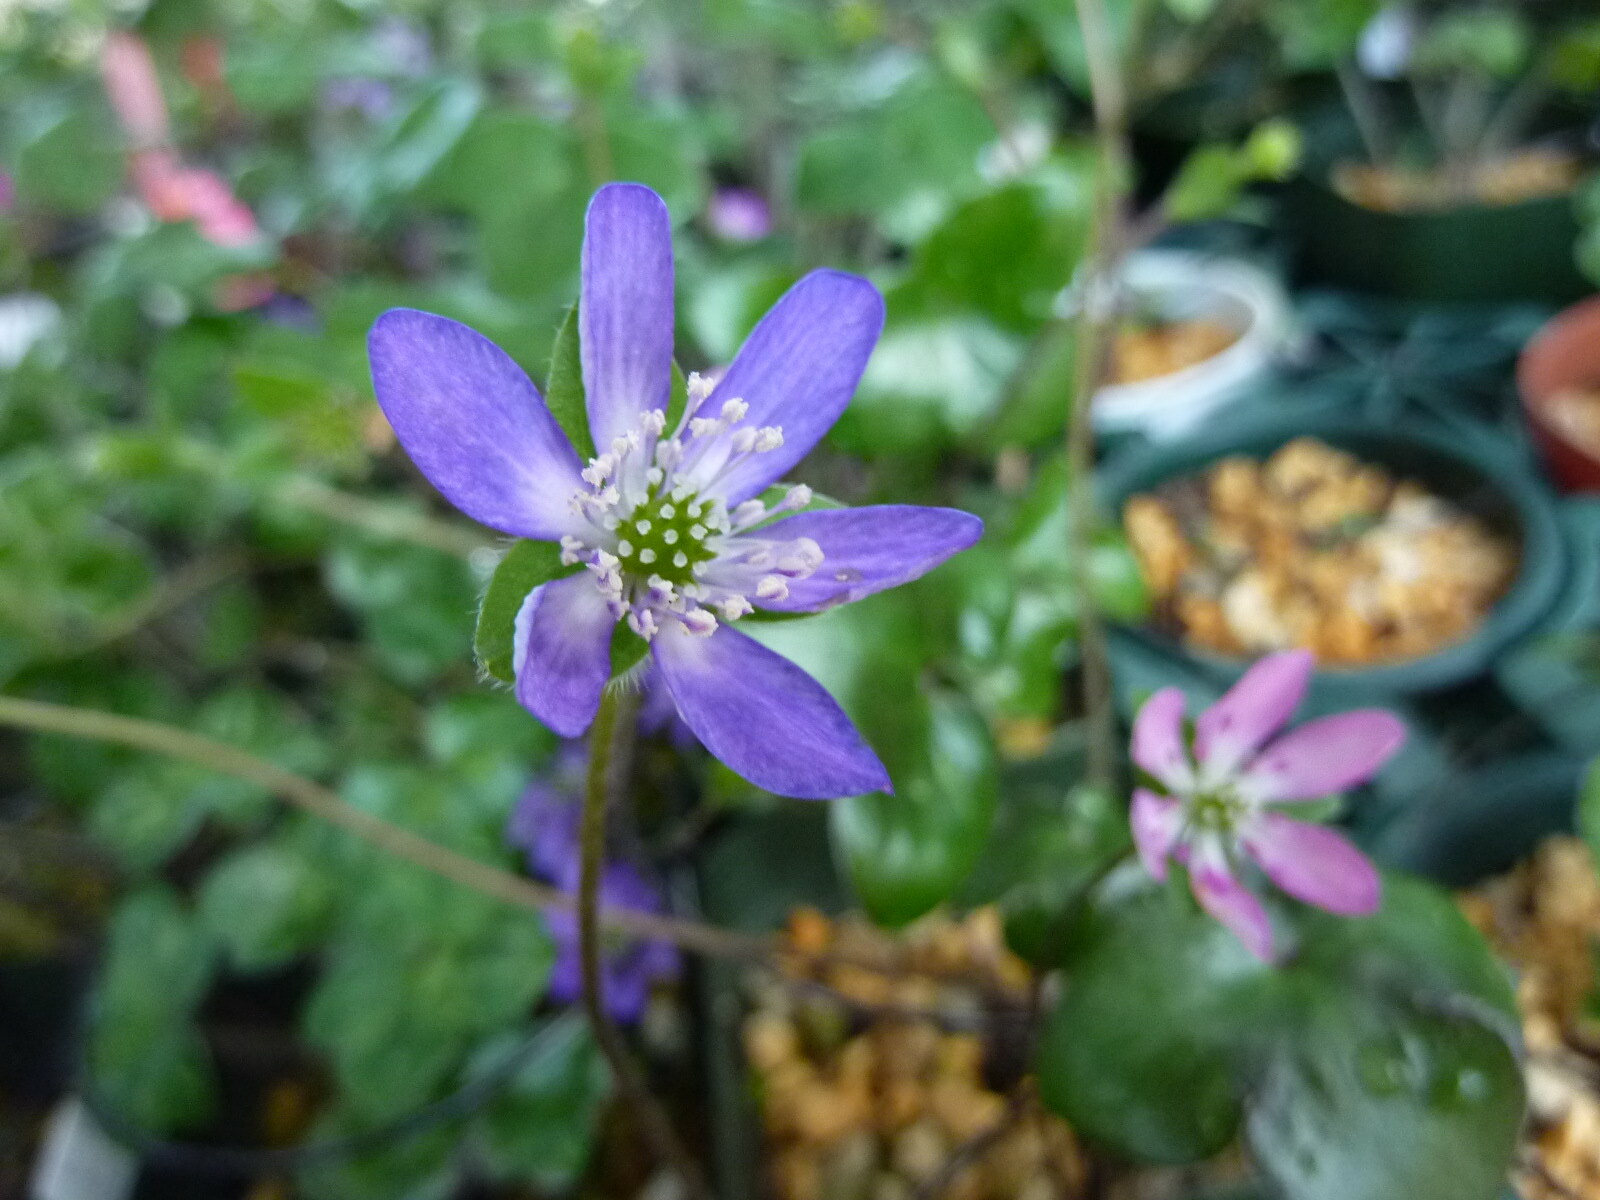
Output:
[[0, 0, 1551, 1195]]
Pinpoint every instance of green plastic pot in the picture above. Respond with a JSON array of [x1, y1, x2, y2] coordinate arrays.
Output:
[[1285, 175, 1589, 306], [1098, 410, 1569, 702], [1369, 751, 1582, 887]]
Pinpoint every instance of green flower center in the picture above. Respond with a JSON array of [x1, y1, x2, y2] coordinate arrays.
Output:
[[614, 489, 719, 588], [1189, 789, 1248, 834]]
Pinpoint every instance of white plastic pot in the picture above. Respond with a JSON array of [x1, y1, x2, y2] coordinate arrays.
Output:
[[1088, 251, 1292, 440]]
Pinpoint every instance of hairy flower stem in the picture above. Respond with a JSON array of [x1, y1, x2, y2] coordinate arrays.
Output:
[[578, 687, 710, 1199], [1068, 0, 1135, 794]]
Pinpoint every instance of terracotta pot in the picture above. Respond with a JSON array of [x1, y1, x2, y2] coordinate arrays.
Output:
[[1518, 296, 1600, 493]]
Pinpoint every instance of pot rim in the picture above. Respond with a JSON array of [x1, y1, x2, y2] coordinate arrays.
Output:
[[1097, 410, 1568, 696]]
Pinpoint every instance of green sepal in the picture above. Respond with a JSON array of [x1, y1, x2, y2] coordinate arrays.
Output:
[[667, 360, 688, 434], [547, 301, 692, 465], [474, 541, 577, 683], [609, 622, 650, 680], [546, 305, 594, 461]]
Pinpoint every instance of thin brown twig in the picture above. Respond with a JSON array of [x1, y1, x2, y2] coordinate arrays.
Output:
[[0, 694, 768, 963], [0, 695, 1022, 998], [911, 1083, 1034, 1200], [275, 476, 490, 560], [77, 552, 250, 654]]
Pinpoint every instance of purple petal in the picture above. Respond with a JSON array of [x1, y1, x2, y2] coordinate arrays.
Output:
[[1190, 858, 1276, 963], [752, 506, 983, 613], [1242, 814, 1381, 916], [706, 270, 885, 504], [581, 183, 674, 450], [1131, 788, 1183, 881], [546, 936, 583, 1006], [513, 574, 616, 737], [1245, 710, 1407, 801], [650, 621, 890, 799], [1130, 687, 1193, 792], [506, 782, 581, 880], [1194, 650, 1314, 776], [369, 309, 585, 539]]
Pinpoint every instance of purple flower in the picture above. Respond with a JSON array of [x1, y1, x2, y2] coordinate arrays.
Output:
[[706, 187, 773, 242], [321, 77, 395, 121], [1129, 650, 1405, 963], [507, 781, 679, 1025], [368, 183, 982, 799]]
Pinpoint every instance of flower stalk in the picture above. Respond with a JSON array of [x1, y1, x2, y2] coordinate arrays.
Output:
[[1067, 0, 1135, 793], [577, 686, 708, 1199]]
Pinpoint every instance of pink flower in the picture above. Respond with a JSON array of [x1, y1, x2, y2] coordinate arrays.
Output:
[[131, 151, 261, 247], [101, 32, 171, 148], [1129, 650, 1405, 963], [102, 32, 262, 252]]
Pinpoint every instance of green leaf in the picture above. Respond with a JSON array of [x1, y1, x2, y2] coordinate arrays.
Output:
[[473, 540, 574, 683], [197, 834, 337, 972], [1036, 882, 1266, 1161], [88, 888, 219, 1132], [15, 104, 122, 215], [474, 1016, 611, 1189], [1413, 10, 1532, 79], [831, 693, 998, 927], [1036, 873, 1526, 1196], [961, 774, 1132, 963], [913, 183, 1091, 332], [795, 70, 993, 230], [1247, 989, 1523, 1200], [1579, 754, 1600, 862], [546, 305, 595, 460]]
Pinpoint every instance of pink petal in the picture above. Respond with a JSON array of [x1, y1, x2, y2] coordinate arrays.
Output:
[[1194, 650, 1314, 776], [1244, 710, 1406, 801], [1190, 858, 1276, 963], [102, 32, 170, 146], [1242, 814, 1381, 917], [1130, 789, 1183, 881], [1130, 687, 1192, 791]]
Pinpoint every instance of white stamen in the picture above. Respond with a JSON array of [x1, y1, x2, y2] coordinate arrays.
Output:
[[618, 540, 634, 556], [663, 530, 679, 544], [660, 504, 676, 518], [639, 548, 657, 564], [636, 518, 652, 534], [719, 398, 748, 423], [690, 524, 706, 539], [756, 575, 789, 601], [674, 551, 689, 568], [719, 596, 753, 620], [732, 500, 765, 526], [681, 608, 718, 636], [754, 427, 784, 452]]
